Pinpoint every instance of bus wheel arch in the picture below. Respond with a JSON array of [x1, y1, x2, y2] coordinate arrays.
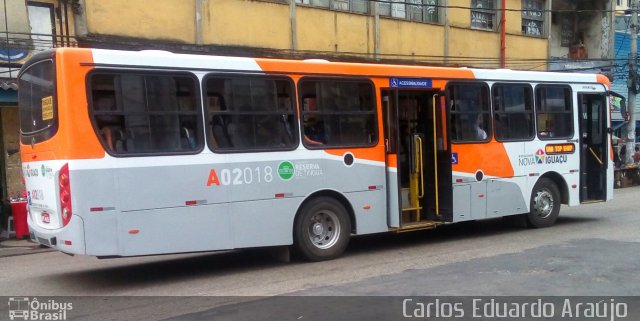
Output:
[[292, 191, 355, 261], [526, 176, 562, 228], [539, 171, 569, 205]]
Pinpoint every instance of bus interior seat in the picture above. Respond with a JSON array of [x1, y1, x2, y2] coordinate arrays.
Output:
[[211, 115, 232, 148], [181, 127, 196, 149]]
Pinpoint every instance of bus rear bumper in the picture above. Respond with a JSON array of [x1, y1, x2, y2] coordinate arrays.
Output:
[[28, 214, 86, 255]]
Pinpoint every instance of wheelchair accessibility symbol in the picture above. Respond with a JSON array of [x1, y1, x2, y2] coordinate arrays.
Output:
[[451, 152, 458, 164]]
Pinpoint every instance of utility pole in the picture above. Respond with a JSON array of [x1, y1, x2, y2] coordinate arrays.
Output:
[[627, 0, 638, 164]]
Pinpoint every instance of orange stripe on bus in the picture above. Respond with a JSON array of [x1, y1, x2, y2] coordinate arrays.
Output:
[[596, 74, 611, 89], [386, 154, 398, 168], [21, 48, 103, 162], [451, 141, 514, 178]]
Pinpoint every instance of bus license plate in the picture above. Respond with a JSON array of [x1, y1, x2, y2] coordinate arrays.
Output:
[[41, 212, 50, 224]]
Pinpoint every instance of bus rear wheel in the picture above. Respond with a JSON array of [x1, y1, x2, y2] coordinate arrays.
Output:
[[294, 197, 351, 261], [526, 178, 560, 228]]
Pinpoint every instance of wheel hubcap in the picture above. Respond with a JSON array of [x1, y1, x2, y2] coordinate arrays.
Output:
[[533, 189, 554, 219], [307, 210, 340, 249], [312, 222, 324, 236]]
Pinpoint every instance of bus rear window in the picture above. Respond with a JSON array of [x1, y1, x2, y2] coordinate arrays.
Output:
[[18, 59, 57, 144]]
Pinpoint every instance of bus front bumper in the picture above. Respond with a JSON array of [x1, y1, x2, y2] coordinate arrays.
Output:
[[28, 214, 86, 255]]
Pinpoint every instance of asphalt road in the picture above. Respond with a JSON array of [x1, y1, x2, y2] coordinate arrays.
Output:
[[0, 186, 638, 320]]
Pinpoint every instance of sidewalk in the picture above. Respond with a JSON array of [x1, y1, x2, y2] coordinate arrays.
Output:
[[0, 237, 54, 258]]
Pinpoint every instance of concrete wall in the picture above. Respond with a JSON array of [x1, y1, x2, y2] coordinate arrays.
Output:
[[84, 0, 195, 43], [0, 0, 31, 43], [74, 0, 550, 69], [297, 6, 372, 54], [204, 0, 290, 49], [1, 108, 21, 197]]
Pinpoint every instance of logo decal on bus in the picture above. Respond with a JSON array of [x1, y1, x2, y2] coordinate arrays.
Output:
[[535, 149, 546, 164], [206, 166, 275, 186], [518, 149, 568, 167], [24, 165, 38, 178], [278, 161, 295, 181]]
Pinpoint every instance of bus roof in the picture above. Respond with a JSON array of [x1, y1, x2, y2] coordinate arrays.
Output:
[[57, 48, 609, 87]]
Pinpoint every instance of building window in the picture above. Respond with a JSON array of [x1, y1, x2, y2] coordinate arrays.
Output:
[[380, 0, 439, 23], [299, 79, 377, 148], [205, 75, 297, 152], [471, 0, 496, 30], [407, 0, 439, 23], [522, 0, 544, 36], [535, 86, 573, 140], [27, 1, 56, 50], [448, 83, 491, 143], [379, 0, 407, 19], [296, 0, 369, 14], [89, 72, 203, 155], [492, 83, 535, 141]]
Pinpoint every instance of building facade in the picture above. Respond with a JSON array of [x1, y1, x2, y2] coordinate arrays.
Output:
[[72, 0, 552, 69], [0, 0, 76, 199], [0, 0, 617, 198]]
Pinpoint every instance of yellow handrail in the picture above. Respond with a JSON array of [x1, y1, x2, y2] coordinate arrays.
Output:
[[416, 135, 425, 199], [588, 147, 604, 166], [432, 95, 440, 216]]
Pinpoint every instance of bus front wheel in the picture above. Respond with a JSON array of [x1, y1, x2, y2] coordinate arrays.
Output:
[[526, 178, 560, 228], [294, 197, 351, 261]]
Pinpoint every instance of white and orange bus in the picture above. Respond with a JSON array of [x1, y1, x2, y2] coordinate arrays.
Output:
[[19, 48, 613, 261]]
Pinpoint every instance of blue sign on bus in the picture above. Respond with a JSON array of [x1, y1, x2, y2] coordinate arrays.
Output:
[[390, 78, 432, 88]]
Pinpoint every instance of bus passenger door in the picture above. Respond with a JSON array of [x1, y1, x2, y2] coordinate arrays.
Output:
[[382, 89, 452, 230], [382, 90, 401, 228], [578, 93, 608, 202]]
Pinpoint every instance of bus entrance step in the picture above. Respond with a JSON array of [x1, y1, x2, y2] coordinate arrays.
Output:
[[392, 221, 441, 233]]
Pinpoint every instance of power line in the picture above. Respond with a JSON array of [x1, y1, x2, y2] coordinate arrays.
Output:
[[311, 0, 628, 14]]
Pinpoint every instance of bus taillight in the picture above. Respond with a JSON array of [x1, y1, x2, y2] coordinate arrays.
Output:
[[59, 164, 72, 226]]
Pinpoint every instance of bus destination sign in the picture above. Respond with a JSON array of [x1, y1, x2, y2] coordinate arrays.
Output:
[[545, 143, 575, 155]]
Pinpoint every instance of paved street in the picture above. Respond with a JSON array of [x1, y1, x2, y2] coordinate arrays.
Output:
[[0, 186, 639, 320]]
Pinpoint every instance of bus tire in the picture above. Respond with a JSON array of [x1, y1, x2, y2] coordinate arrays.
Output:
[[526, 178, 560, 228], [293, 197, 351, 261]]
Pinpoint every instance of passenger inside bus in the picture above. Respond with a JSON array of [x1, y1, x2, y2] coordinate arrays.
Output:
[[93, 95, 124, 152], [471, 114, 487, 140], [303, 116, 325, 146]]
